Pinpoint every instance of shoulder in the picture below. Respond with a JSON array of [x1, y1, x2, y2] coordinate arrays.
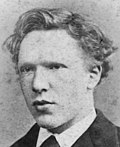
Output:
[[10, 123, 40, 147], [89, 109, 120, 147]]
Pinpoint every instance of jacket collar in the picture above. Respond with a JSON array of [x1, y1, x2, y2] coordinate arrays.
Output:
[[72, 109, 119, 147], [21, 123, 40, 147], [89, 109, 120, 147]]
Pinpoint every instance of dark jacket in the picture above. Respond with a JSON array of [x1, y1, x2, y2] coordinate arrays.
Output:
[[10, 109, 120, 147]]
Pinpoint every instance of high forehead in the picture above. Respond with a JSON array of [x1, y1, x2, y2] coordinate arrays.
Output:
[[19, 30, 84, 65]]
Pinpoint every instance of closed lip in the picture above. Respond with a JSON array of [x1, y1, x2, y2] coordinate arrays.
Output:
[[32, 100, 55, 106], [32, 100, 55, 113]]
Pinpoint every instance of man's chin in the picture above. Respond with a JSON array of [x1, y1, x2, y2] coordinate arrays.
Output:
[[36, 121, 62, 133], [34, 116, 60, 130], [34, 116, 73, 134]]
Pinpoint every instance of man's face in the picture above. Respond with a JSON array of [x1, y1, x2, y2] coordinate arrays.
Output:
[[18, 30, 93, 132]]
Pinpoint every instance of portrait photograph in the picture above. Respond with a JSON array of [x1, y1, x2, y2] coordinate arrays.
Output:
[[0, 0, 120, 147]]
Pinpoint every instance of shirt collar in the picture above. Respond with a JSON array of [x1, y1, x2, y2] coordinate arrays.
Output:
[[36, 108, 96, 147]]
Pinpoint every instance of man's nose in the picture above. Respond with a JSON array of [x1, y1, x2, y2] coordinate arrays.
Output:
[[32, 67, 50, 94]]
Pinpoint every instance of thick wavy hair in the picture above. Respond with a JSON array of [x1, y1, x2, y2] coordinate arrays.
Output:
[[3, 8, 117, 82]]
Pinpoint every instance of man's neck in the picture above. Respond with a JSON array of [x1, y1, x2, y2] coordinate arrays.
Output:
[[36, 107, 96, 147]]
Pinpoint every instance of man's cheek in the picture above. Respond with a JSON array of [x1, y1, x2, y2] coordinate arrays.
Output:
[[56, 85, 76, 104], [20, 80, 31, 96], [57, 69, 75, 83], [20, 76, 31, 87]]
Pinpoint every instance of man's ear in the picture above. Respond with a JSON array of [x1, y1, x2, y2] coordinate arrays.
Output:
[[87, 65, 102, 90]]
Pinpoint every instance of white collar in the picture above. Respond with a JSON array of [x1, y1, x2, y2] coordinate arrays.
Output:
[[36, 108, 96, 147]]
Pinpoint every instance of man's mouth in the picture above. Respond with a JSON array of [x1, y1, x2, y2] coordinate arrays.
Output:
[[32, 100, 55, 113], [32, 100, 54, 106]]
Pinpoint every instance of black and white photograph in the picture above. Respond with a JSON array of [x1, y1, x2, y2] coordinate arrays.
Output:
[[0, 0, 120, 147]]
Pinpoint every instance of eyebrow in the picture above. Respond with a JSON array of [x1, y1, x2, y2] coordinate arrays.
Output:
[[19, 61, 68, 68], [41, 61, 68, 68], [19, 62, 35, 68]]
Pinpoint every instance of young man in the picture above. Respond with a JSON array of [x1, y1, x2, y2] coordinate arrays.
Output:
[[4, 8, 119, 147]]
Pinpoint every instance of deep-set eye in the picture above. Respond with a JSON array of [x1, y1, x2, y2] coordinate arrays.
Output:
[[49, 64, 61, 70], [48, 63, 67, 70], [20, 64, 35, 73]]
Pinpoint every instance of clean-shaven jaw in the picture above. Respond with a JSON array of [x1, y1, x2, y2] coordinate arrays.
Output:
[[18, 30, 99, 133]]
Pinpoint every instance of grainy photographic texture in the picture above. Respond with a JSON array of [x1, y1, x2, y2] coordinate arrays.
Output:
[[0, 0, 120, 147]]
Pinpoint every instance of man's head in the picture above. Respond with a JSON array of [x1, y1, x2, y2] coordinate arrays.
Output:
[[3, 8, 117, 133], [4, 8, 116, 80]]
